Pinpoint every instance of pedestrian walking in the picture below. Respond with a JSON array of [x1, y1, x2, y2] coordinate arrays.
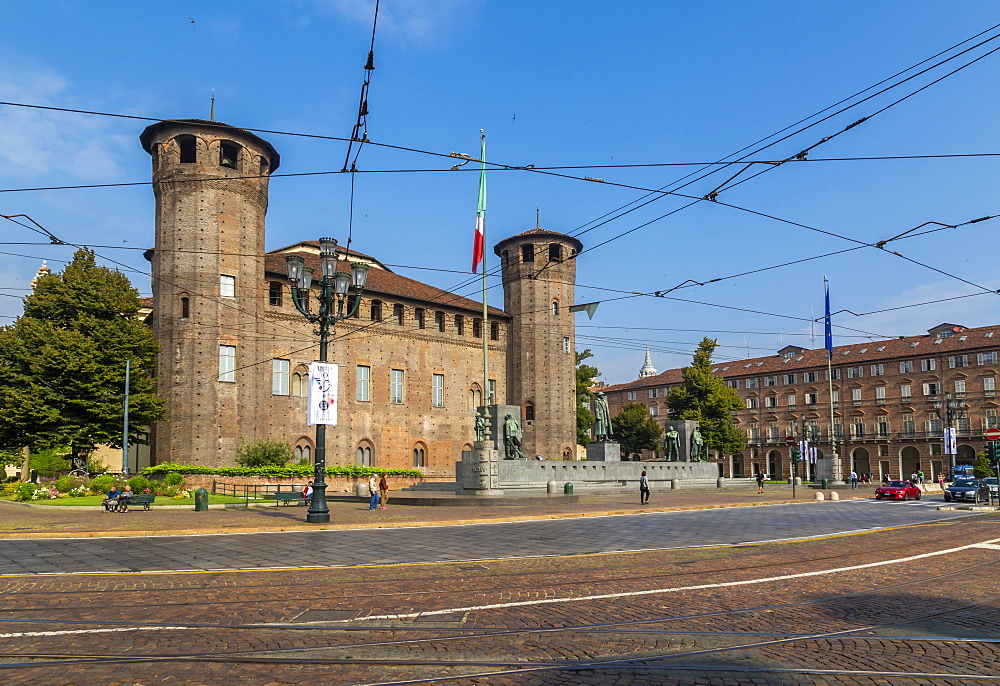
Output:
[[755, 470, 765, 494], [938, 473, 945, 489], [639, 470, 650, 504], [367, 474, 380, 511], [378, 473, 389, 510], [883, 472, 891, 485], [850, 470, 858, 489], [917, 470, 924, 484]]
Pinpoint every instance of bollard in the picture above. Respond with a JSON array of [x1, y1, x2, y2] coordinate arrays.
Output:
[[793, 476, 802, 486], [829, 491, 840, 501], [194, 487, 209, 511], [547, 480, 558, 494], [716, 477, 726, 489], [564, 482, 574, 495], [821, 478, 829, 489], [356, 482, 368, 498], [670, 479, 679, 490], [815, 492, 825, 501]]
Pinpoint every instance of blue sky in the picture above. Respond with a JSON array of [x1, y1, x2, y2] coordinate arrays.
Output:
[[2, 1, 1000, 383]]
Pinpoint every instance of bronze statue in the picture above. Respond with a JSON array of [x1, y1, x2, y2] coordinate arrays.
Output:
[[663, 427, 680, 461], [592, 392, 613, 441], [474, 411, 490, 443], [504, 413, 524, 460], [690, 426, 705, 461]]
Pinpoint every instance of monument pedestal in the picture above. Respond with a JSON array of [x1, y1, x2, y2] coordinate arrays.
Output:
[[455, 440, 504, 496], [663, 419, 704, 462], [586, 441, 621, 461], [483, 404, 525, 460], [815, 452, 844, 483]]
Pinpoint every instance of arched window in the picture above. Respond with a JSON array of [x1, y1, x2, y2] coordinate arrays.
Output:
[[524, 402, 535, 421], [259, 158, 269, 176], [219, 141, 241, 169], [551, 301, 559, 316], [356, 445, 373, 466], [549, 243, 563, 261], [180, 295, 190, 319], [472, 318, 482, 338], [455, 315, 464, 335], [490, 321, 500, 341], [393, 303, 404, 325], [177, 136, 197, 164], [268, 282, 282, 307], [469, 386, 482, 410], [370, 299, 382, 322], [412, 444, 426, 467], [521, 244, 534, 263]]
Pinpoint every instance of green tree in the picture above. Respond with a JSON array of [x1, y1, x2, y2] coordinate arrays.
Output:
[[973, 452, 996, 478], [665, 338, 746, 457], [576, 349, 600, 445], [0, 249, 164, 463], [611, 402, 663, 459], [235, 438, 293, 468]]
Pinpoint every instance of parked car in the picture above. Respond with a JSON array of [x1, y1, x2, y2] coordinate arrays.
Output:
[[984, 477, 999, 498], [943, 478, 991, 503], [874, 480, 922, 501]]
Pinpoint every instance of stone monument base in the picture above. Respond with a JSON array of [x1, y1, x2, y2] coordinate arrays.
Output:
[[586, 441, 621, 461], [455, 440, 504, 496]]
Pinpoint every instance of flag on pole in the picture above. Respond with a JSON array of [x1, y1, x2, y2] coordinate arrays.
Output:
[[823, 277, 833, 358], [471, 131, 486, 273]]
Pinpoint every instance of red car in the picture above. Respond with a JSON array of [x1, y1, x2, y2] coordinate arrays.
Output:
[[875, 480, 922, 501]]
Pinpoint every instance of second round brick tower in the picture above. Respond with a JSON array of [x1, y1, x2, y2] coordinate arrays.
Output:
[[494, 228, 583, 460]]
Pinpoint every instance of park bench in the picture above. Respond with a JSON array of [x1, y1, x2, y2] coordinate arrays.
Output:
[[126, 495, 156, 511], [272, 491, 310, 506]]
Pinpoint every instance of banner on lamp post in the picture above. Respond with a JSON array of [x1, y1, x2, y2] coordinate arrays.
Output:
[[308, 362, 339, 426], [944, 427, 957, 455]]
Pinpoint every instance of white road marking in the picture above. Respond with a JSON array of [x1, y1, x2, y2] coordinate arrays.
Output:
[[357, 537, 1000, 622], [0, 626, 193, 639]]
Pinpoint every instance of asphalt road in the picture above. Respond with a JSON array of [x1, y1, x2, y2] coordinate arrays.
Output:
[[0, 498, 969, 576]]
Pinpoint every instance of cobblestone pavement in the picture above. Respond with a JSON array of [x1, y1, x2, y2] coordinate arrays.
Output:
[[0, 496, 972, 576], [1, 501, 999, 684]]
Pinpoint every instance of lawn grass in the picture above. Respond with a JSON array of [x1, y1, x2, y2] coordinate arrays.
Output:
[[2, 494, 257, 506]]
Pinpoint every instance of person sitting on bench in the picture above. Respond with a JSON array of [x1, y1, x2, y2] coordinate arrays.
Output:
[[103, 486, 121, 512], [118, 487, 133, 512]]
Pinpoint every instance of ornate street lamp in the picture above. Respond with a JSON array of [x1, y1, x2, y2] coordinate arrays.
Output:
[[285, 238, 368, 523], [932, 392, 967, 475]]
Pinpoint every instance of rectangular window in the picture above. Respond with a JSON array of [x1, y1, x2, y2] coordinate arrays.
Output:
[[902, 414, 915, 437], [787, 394, 796, 407], [745, 378, 759, 389], [748, 427, 760, 441], [805, 393, 818, 405], [268, 282, 282, 306], [393, 303, 404, 326], [727, 380, 740, 389], [948, 355, 968, 368], [986, 410, 999, 430], [648, 389, 657, 398], [435, 311, 445, 332], [851, 388, 862, 404], [455, 315, 464, 335], [921, 358, 937, 371], [563, 336, 571, 354], [272, 359, 289, 395], [764, 376, 777, 386], [414, 308, 425, 329], [831, 390, 839, 403], [804, 371, 818, 383], [922, 382, 939, 396], [877, 420, 890, 437], [488, 379, 496, 405], [852, 422, 865, 439], [746, 398, 759, 409], [391, 369, 404, 404], [847, 366, 863, 379], [627, 391, 636, 400], [490, 321, 500, 341], [899, 360, 913, 374], [954, 379, 966, 395], [356, 365, 370, 402], [783, 373, 797, 385], [870, 364, 884, 376], [473, 319, 482, 338], [978, 352, 996, 365], [764, 396, 777, 408], [900, 384, 911, 400], [825, 368, 841, 380], [875, 386, 885, 403], [985, 377, 996, 394], [649, 406, 659, 416], [432, 373, 444, 407], [220, 274, 235, 298], [219, 345, 236, 382]]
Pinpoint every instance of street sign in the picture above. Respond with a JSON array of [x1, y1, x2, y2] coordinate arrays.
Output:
[[784, 436, 796, 446], [986, 428, 1000, 441]]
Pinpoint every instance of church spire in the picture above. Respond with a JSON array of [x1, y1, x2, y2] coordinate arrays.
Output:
[[638, 346, 657, 378], [30, 260, 51, 290]]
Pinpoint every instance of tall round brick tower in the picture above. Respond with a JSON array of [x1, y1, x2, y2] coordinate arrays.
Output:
[[494, 228, 583, 460], [140, 120, 280, 466]]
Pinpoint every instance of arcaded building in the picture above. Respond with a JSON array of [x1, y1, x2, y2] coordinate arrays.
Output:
[[599, 323, 1000, 482], [140, 119, 580, 469]]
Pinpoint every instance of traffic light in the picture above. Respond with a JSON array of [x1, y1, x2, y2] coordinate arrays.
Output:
[[791, 445, 801, 462], [988, 441, 1000, 462]]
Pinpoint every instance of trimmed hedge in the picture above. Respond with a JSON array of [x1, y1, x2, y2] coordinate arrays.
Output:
[[141, 462, 424, 478]]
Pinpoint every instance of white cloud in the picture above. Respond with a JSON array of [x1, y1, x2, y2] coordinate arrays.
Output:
[[0, 63, 128, 182]]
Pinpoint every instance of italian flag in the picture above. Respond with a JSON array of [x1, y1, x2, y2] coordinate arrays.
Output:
[[472, 132, 486, 273]]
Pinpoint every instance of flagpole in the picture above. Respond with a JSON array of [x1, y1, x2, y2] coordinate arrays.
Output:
[[478, 130, 489, 412], [824, 277, 840, 481]]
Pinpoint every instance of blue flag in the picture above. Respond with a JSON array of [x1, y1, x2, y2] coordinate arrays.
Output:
[[824, 278, 833, 358]]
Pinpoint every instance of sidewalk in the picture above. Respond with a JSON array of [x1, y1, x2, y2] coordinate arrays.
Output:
[[0, 484, 880, 539]]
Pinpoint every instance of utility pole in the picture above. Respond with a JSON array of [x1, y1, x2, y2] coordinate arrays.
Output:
[[122, 359, 131, 476]]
